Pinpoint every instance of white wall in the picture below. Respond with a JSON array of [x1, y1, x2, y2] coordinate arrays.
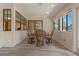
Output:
[[53, 31, 73, 51], [13, 31, 27, 46], [0, 3, 27, 47], [0, 4, 15, 47]]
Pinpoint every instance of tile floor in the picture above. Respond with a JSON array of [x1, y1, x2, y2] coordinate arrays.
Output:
[[0, 39, 77, 56]]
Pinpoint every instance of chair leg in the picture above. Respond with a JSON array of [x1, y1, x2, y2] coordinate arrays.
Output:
[[36, 40, 40, 47], [50, 40, 52, 43], [46, 38, 52, 44], [36, 40, 44, 47], [42, 40, 44, 46], [28, 38, 32, 44]]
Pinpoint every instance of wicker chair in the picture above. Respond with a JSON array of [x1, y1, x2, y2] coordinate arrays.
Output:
[[35, 29, 46, 47], [45, 30, 54, 44], [28, 30, 36, 44], [28, 33, 36, 44]]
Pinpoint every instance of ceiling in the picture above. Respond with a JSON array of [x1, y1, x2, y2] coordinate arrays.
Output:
[[14, 3, 66, 19]]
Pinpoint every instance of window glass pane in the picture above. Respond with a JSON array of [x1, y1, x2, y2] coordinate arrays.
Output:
[[58, 19, 60, 31], [55, 20, 58, 30], [67, 11, 72, 32], [53, 21, 55, 30], [21, 16, 24, 30], [16, 11, 20, 20], [8, 10, 11, 14], [8, 14, 11, 17], [25, 20, 27, 30], [4, 16, 8, 20], [4, 10, 7, 14], [16, 20, 21, 30]]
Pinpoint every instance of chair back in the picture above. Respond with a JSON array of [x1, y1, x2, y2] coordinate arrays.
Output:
[[35, 29, 46, 37], [35, 29, 46, 41]]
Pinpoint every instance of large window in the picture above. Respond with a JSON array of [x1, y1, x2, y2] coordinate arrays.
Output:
[[66, 10, 72, 32], [54, 10, 72, 32], [15, 11, 27, 31], [63, 10, 72, 32], [3, 9, 11, 31]]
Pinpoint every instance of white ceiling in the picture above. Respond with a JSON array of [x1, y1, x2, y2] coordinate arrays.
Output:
[[14, 3, 66, 18]]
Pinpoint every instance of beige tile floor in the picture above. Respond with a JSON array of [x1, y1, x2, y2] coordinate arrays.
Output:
[[0, 39, 77, 56]]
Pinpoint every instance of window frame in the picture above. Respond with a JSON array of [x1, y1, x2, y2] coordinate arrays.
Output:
[[3, 9, 11, 31], [58, 19, 60, 31]]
